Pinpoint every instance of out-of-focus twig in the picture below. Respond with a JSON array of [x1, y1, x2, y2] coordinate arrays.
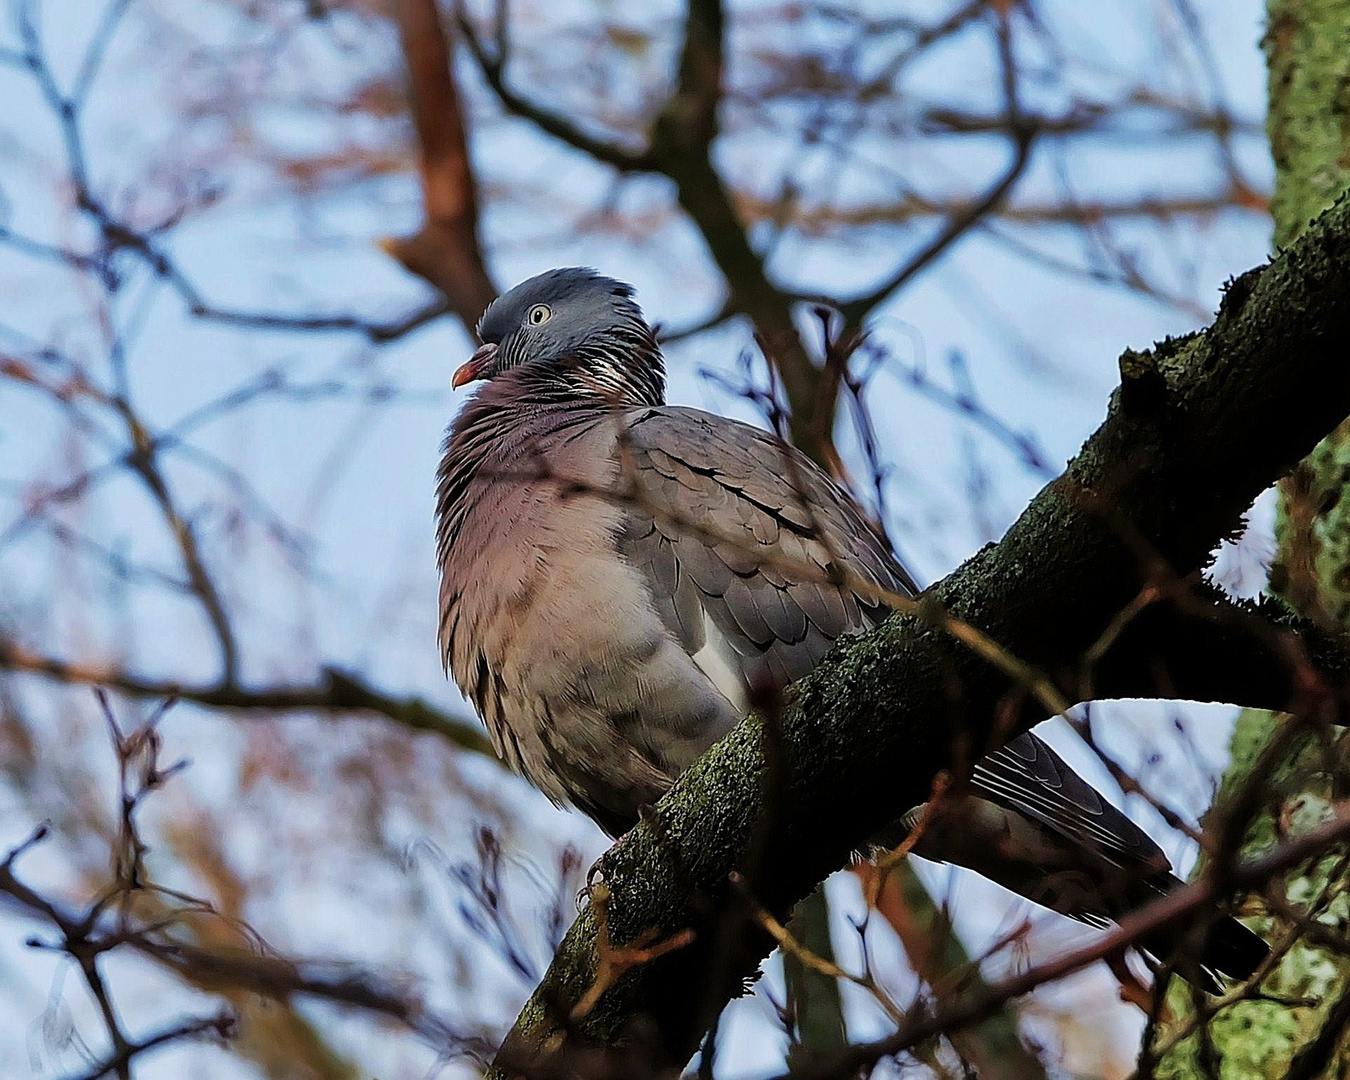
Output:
[[0, 695, 500, 1075], [792, 806, 1350, 1080], [382, 0, 499, 325], [0, 640, 494, 756]]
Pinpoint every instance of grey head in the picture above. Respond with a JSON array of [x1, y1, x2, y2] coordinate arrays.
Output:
[[454, 268, 665, 406]]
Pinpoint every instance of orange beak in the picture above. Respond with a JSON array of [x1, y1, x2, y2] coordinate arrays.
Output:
[[453, 342, 498, 389]]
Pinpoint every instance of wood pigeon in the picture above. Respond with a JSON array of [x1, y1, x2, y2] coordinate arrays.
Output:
[[436, 267, 1268, 991]]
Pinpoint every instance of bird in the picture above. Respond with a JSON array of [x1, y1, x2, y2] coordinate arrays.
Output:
[[435, 267, 1268, 992]]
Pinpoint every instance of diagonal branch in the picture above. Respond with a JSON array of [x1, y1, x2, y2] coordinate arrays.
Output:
[[794, 803, 1350, 1080], [837, 6, 1035, 328], [488, 192, 1350, 1077], [859, 860, 1051, 1080], [452, 3, 652, 174]]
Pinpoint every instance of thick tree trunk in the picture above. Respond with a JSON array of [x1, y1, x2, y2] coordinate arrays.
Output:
[[1267, 0, 1350, 623]]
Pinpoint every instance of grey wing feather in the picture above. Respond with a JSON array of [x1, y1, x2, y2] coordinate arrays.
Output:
[[616, 406, 916, 696], [614, 408, 1162, 886], [970, 732, 1172, 873]]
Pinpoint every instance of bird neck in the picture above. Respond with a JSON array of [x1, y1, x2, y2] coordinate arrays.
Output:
[[493, 322, 665, 408], [436, 388, 586, 564], [436, 324, 665, 553], [561, 327, 666, 407]]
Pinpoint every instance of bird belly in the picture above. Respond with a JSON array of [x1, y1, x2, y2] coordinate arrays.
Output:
[[448, 489, 740, 830], [511, 560, 740, 828]]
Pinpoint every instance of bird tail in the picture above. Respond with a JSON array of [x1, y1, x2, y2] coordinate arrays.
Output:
[[1198, 914, 1270, 987], [1143, 885, 1269, 994]]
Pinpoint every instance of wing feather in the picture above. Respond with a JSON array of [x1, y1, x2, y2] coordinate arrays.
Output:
[[615, 406, 916, 697], [970, 732, 1172, 873]]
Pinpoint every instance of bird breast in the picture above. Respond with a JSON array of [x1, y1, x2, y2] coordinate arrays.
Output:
[[436, 410, 741, 820]]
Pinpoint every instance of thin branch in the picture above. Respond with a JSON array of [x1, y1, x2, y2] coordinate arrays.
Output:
[[0, 639, 495, 757], [5, 3, 457, 345], [0, 709, 495, 1072], [453, 4, 651, 173], [64, 1012, 235, 1080], [729, 189, 1264, 234], [788, 805, 1350, 1080], [70, 0, 133, 107], [838, 7, 1037, 327], [130, 938, 493, 1058], [110, 395, 239, 681]]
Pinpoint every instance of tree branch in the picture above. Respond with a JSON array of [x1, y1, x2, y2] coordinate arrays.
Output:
[[793, 803, 1350, 1080], [489, 192, 1350, 1076], [837, 6, 1034, 328], [0, 639, 495, 758], [382, 0, 498, 325], [453, 4, 652, 174]]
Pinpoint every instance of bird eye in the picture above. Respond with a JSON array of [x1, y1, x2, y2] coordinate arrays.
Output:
[[527, 304, 551, 326]]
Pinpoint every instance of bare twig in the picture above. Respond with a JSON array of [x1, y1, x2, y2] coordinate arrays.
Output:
[[0, 641, 494, 756]]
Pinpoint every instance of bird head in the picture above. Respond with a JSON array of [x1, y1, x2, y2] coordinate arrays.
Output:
[[454, 268, 664, 405]]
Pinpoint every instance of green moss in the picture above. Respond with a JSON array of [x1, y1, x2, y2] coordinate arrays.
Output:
[[1272, 420, 1350, 624], [1265, 0, 1350, 249], [1157, 981, 1322, 1080]]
